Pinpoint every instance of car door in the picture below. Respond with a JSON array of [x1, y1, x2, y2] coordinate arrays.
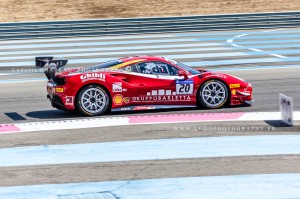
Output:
[[131, 61, 193, 105], [155, 62, 194, 105], [125, 61, 167, 105]]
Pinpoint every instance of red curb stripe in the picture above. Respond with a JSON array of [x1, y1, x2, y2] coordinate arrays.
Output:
[[0, 124, 21, 133]]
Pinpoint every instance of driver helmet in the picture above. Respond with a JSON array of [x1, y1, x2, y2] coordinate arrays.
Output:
[[156, 63, 167, 73], [143, 62, 157, 73]]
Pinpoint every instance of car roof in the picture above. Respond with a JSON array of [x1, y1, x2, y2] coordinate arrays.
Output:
[[121, 55, 168, 63]]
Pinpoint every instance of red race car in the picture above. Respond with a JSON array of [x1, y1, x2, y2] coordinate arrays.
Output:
[[36, 55, 253, 116]]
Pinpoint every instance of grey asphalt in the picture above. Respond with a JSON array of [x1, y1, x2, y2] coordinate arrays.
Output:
[[0, 28, 299, 188], [0, 155, 299, 186]]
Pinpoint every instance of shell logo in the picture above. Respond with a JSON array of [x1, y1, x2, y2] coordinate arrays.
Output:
[[113, 94, 123, 105]]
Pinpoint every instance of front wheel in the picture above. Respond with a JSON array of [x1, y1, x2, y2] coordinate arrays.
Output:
[[77, 85, 110, 116], [198, 80, 228, 109]]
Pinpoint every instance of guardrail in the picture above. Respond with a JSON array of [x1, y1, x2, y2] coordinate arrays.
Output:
[[0, 11, 299, 40]]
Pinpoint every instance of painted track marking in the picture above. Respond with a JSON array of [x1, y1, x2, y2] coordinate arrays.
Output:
[[0, 135, 300, 167], [270, 53, 286, 58], [1, 173, 300, 199], [227, 29, 288, 58]]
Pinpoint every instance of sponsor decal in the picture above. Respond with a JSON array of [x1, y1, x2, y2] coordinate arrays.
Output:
[[132, 95, 191, 102], [146, 89, 175, 96], [124, 97, 130, 104], [112, 82, 122, 92], [133, 106, 156, 110], [120, 107, 132, 111], [55, 88, 64, 93], [65, 96, 74, 105], [176, 79, 194, 94], [230, 83, 240, 88], [125, 66, 132, 71], [132, 89, 192, 102], [176, 80, 194, 84], [232, 89, 236, 95], [113, 94, 124, 105], [80, 73, 105, 82]]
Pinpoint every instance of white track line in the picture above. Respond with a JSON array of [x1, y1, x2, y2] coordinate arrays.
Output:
[[270, 54, 287, 58], [231, 44, 242, 47], [249, 48, 263, 52], [235, 34, 248, 38], [227, 30, 288, 59]]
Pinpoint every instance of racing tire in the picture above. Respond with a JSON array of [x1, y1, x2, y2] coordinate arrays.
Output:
[[77, 85, 110, 116], [198, 79, 229, 109]]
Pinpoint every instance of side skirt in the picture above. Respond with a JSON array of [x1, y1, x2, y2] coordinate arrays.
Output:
[[111, 105, 196, 112]]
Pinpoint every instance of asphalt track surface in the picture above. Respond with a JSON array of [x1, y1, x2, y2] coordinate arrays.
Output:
[[0, 27, 299, 198]]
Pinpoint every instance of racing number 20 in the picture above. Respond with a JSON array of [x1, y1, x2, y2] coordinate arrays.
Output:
[[179, 84, 190, 93], [176, 82, 193, 94]]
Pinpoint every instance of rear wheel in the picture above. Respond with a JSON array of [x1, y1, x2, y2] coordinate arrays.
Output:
[[198, 80, 228, 109], [77, 85, 110, 116]]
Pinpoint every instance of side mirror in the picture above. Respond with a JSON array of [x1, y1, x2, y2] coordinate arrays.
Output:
[[178, 70, 188, 79]]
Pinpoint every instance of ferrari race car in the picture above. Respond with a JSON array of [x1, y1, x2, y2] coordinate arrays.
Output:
[[36, 55, 253, 116]]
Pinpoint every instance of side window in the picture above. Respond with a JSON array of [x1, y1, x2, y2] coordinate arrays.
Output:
[[136, 62, 158, 74], [155, 62, 168, 74], [155, 62, 178, 76], [136, 62, 179, 75], [166, 63, 179, 76]]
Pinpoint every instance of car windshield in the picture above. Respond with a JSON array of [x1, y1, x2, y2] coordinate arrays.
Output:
[[79, 60, 123, 72], [175, 61, 201, 75]]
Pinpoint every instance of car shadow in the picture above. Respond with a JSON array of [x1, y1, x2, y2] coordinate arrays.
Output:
[[264, 120, 293, 127], [26, 110, 81, 119], [26, 108, 197, 120]]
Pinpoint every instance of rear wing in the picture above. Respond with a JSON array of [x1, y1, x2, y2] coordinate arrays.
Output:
[[35, 56, 68, 80], [35, 56, 68, 70]]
